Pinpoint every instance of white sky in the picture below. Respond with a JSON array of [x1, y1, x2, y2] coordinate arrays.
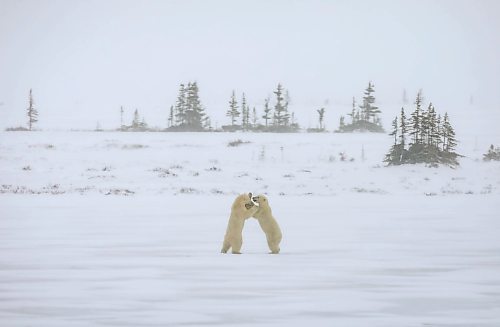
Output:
[[0, 0, 499, 130]]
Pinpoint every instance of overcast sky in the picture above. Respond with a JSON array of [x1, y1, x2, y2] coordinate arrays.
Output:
[[0, 0, 499, 129]]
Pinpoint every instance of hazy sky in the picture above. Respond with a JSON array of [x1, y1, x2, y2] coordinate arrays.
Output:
[[0, 0, 499, 129]]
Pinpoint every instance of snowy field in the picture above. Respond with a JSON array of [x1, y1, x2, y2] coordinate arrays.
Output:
[[1, 130, 500, 326]]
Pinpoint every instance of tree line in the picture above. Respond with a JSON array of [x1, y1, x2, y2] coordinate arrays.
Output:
[[7, 86, 474, 167]]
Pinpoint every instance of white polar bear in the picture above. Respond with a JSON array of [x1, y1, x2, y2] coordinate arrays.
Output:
[[221, 193, 282, 254], [252, 194, 282, 254]]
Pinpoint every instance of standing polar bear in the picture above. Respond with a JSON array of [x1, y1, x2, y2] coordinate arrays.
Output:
[[221, 193, 282, 254]]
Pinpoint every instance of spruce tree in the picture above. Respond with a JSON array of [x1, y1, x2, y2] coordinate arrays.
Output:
[[184, 82, 205, 129], [27, 89, 38, 131], [399, 107, 407, 148], [203, 116, 211, 130], [420, 103, 429, 145], [283, 89, 291, 126], [317, 107, 325, 130], [339, 116, 345, 130], [262, 97, 271, 127], [241, 93, 249, 129], [132, 109, 140, 128], [168, 105, 174, 128], [389, 116, 398, 146], [140, 116, 148, 129], [427, 104, 439, 147], [273, 84, 287, 127], [483, 144, 500, 161], [435, 114, 442, 148], [226, 91, 239, 126], [175, 84, 187, 126], [348, 97, 356, 124], [252, 107, 258, 127], [442, 112, 457, 153], [410, 91, 423, 144], [384, 115, 404, 165], [359, 81, 380, 123], [120, 106, 124, 130]]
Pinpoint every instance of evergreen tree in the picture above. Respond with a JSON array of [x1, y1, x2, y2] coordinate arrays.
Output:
[[168, 105, 174, 128], [273, 84, 288, 127], [389, 116, 398, 146], [359, 81, 380, 123], [339, 116, 345, 129], [132, 109, 140, 128], [285, 90, 291, 107], [435, 114, 442, 148], [27, 89, 38, 131], [120, 106, 124, 129], [283, 89, 291, 126], [384, 109, 407, 165], [262, 97, 271, 127], [420, 103, 429, 145], [410, 90, 423, 144], [317, 107, 325, 130], [203, 116, 211, 130], [140, 116, 148, 129], [184, 82, 205, 129], [384, 115, 404, 165], [252, 107, 258, 127], [427, 103, 439, 147], [483, 144, 500, 161], [226, 90, 240, 126], [399, 107, 407, 148], [174, 84, 187, 126], [347, 97, 356, 124], [442, 112, 457, 153], [241, 93, 249, 129], [291, 112, 296, 126]]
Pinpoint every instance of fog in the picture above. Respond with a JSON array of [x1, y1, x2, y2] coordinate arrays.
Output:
[[0, 0, 499, 130]]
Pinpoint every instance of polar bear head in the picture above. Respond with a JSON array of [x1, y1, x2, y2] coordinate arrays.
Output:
[[253, 194, 269, 207], [252, 194, 273, 219]]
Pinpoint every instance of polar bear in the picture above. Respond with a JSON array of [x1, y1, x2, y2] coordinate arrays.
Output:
[[221, 193, 260, 254], [221, 193, 282, 254], [253, 194, 282, 254]]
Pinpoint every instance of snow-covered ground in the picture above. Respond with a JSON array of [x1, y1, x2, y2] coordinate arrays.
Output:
[[1, 130, 500, 326], [0, 131, 499, 197]]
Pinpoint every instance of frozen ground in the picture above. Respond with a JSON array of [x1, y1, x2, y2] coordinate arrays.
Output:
[[1, 131, 500, 326]]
